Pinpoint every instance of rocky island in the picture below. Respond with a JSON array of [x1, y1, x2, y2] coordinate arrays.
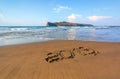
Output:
[[46, 21, 93, 26]]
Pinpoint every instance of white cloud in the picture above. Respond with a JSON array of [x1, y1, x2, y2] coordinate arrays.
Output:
[[0, 13, 4, 17], [3, 20, 41, 26], [0, 13, 41, 25], [67, 14, 82, 22], [53, 6, 71, 13], [0, 13, 5, 21], [87, 16, 112, 22]]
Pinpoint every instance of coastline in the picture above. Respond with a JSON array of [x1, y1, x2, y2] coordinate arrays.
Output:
[[0, 39, 120, 47], [0, 40, 120, 79]]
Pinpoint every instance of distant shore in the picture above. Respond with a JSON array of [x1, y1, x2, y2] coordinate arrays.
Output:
[[0, 40, 120, 79], [46, 21, 93, 26]]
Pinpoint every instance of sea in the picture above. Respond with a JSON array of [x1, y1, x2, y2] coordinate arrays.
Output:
[[0, 26, 120, 46]]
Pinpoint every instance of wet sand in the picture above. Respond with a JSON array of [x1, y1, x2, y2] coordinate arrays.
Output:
[[0, 40, 120, 79]]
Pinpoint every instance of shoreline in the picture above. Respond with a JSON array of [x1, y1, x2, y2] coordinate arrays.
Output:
[[0, 40, 120, 47], [0, 40, 120, 79]]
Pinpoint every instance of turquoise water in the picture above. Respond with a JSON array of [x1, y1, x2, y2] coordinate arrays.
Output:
[[0, 26, 120, 46]]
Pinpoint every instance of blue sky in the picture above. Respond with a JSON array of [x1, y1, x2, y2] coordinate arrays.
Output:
[[0, 0, 120, 26]]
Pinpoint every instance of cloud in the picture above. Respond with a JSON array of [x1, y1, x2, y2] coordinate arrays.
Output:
[[0, 13, 5, 21], [3, 20, 41, 26], [0, 13, 4, 17], [87, 16, 112, 22], [67, 14, 82, 22], [0, 12, 42, 25], [53, 6, 71, 13]]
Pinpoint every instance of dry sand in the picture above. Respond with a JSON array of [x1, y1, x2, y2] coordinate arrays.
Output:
[[0, 40, 120, 79]]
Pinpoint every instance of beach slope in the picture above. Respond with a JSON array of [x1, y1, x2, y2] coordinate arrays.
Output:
[[0, 40, 120, 79]]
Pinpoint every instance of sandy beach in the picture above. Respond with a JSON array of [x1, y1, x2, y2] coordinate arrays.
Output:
[[0, 40, 120, 79]]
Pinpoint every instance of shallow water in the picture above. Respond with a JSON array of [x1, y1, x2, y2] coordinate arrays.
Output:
[[0, 26, 120, 46]]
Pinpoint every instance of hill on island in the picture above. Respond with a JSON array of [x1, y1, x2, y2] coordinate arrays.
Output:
[[46, 21, 93, 26]]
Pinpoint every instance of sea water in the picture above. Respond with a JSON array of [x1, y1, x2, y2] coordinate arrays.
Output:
[[0, 26, 120, 46]]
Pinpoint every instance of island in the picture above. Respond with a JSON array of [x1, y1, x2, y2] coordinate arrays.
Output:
[[46, 21, 93, 26]]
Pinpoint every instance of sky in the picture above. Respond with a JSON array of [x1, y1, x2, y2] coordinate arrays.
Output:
[[0, 0, 120, 26]]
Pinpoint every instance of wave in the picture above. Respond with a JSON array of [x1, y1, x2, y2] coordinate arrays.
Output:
[[0, 26, 120, 44], [10, 28, 29, 31]]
